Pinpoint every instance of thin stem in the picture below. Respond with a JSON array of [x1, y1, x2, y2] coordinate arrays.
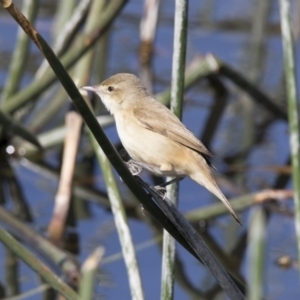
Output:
[[90, 135, 145, 300], [1, 0, 38, 101], [0, 227, 79, 300], [279, 0, 300, 278], [247, 208, 266, 300], [79, 247, 105, 300], [161, 1, 188, 299]]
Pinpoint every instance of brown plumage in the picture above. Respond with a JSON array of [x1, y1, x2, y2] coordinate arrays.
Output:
[[82, 73, 241, 224]]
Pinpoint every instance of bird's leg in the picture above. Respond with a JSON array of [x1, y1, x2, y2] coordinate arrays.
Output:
[[154, 177, 185, 197], [157, 176, 185, 188], [125, 159, 185, 198]]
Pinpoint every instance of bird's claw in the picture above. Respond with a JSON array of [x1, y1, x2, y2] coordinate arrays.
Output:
[[154, 185, 167, 198], [126, 160, 143, 176]]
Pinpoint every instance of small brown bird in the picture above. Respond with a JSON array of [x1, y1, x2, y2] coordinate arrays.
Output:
[[82, 73, 240, 224]]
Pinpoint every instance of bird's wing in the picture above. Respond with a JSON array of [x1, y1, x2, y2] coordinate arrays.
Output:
[[133, 100, 212, 157]]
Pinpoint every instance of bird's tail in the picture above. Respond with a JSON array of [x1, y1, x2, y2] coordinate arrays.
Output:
[[191, 166, 241, 225]]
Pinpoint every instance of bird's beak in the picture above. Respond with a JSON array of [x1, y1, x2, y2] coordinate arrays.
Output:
[[80, 86, 96, 92]]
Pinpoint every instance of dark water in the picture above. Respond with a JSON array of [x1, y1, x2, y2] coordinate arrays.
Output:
[[0, 0, 299, 299]]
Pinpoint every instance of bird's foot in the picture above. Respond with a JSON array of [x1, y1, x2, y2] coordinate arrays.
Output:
[[154, 177, 185, 199], [119, 160, 143, 183], [126, 159, 143, 176], [154, 185, 167, 198]]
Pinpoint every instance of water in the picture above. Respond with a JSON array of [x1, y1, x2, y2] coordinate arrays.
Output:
[[0, 0, 299, 299]]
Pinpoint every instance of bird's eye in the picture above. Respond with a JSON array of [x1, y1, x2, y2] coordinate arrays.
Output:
[[108, 86, 114, 92]]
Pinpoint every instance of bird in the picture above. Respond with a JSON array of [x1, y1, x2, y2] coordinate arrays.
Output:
[[81, 73, 241, 224]]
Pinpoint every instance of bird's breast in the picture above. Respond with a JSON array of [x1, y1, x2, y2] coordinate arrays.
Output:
[[115, 111, 195, 177], [115, 112, 158, 162]]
